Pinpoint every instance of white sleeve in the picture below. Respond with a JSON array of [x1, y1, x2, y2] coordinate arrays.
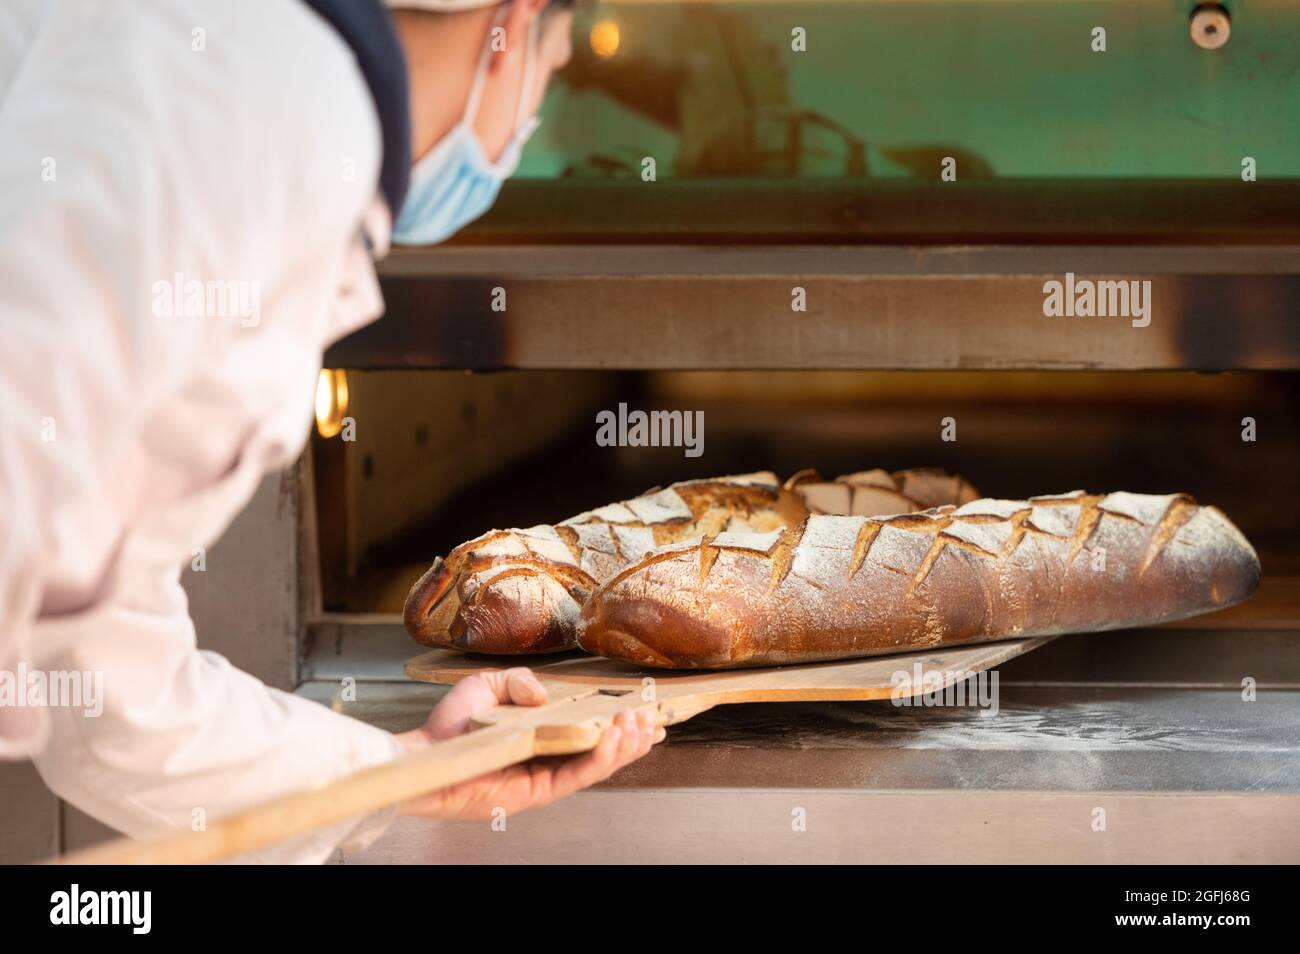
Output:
[[30, 570, 400, 864], [1, 0, 401, 861]]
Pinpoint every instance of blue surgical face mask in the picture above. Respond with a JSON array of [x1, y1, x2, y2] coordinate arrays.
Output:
[[393, 8, 541, 245]]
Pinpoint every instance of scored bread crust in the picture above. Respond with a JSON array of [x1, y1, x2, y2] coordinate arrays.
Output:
[[576, 491, 1262, 669], [403, 467, 979, 654]]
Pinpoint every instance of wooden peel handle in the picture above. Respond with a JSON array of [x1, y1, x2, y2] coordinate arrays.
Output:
[[53, 692, 649, 865]]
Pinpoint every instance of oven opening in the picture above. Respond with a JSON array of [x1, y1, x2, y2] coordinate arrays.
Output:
[[308, 369, 1299, 633]]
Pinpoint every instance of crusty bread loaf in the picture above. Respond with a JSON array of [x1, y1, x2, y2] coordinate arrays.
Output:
[[404, 468, 979, 654], [576, 491, 1261, 669]]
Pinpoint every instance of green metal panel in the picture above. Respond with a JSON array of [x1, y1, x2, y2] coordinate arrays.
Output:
[[514, 0, 1300, 180]]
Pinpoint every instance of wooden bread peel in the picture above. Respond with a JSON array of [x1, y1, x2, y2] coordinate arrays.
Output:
[[54, 636, 1052, 864]]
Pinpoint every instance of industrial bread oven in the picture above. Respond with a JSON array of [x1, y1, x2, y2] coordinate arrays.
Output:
[[36, 0, 1297, 863], [281, 0, 1300, 863]]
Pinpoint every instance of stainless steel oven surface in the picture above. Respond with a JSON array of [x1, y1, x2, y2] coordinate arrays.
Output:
[[296, 367, 1300, 862], [7, 0, 1298, 886]]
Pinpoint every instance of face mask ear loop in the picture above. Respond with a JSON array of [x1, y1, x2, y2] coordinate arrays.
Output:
[[462, 5, 508, 127], [511, 13, 540, 134]]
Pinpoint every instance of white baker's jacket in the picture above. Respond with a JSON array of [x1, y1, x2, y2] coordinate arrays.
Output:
[[0, 0, 406, 861]]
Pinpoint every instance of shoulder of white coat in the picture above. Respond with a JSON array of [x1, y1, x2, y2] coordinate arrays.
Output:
[[9, 0, 381, 265], [199, 0, 384, 243], [246, 1, 385, 231]]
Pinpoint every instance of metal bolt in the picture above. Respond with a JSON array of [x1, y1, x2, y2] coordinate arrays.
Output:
[[1190, 4, 1231, 51]]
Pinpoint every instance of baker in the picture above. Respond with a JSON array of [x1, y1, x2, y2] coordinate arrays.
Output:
[[0, 0, 661, 862]]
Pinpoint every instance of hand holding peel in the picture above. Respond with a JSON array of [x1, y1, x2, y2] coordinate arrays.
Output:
[[394, 668, 663, 820]]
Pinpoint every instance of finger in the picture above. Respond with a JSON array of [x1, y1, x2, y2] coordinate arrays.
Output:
[[475, 667, 546, 707], [615, 709, 641, 760], [613, 709, 643, 749], [583, 710, 649, 769], [424, 675, 495, 739], [636, 708, 658, 754], [540, 719, 630, 802], [525, 707, 667, 809], [424, 669, 540, 740], [502, 667, 548, 707], [546, 712, 642, 805], [410, 706, 665, 820], [582, 722, 624, 778]]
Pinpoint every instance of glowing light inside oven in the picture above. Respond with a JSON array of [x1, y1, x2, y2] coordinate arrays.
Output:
[[589, 20, 619, 59], [315, 368, 349, 439]]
